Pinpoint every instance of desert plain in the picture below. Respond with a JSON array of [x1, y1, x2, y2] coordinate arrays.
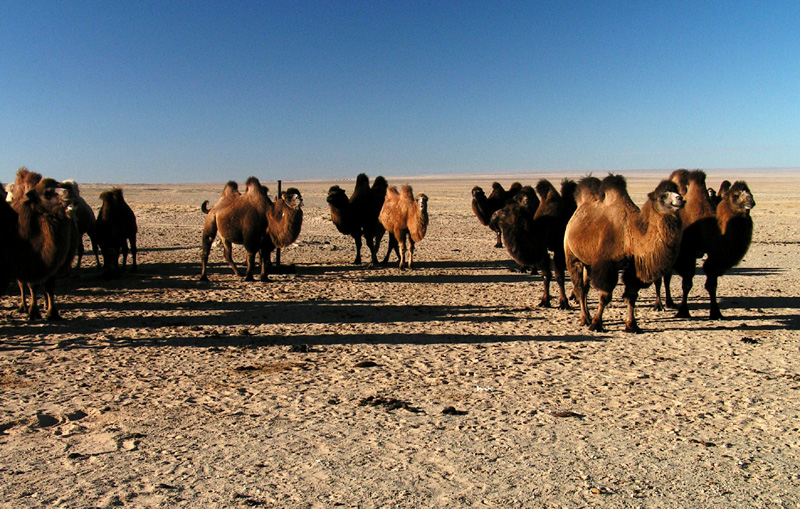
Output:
[[1, 170, 798, 508]]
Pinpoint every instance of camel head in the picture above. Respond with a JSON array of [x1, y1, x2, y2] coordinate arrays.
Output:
[[726, 181, 755, 212], [707, 188, 717, 199], [326, 185, 348, 207], [282, 188, 303, 208], [1, 183, 8, 202], [514, 186, 540, 212], [649, 180, 685, 214], [416, 193, 428, 213], [471, 186, 486, 200]]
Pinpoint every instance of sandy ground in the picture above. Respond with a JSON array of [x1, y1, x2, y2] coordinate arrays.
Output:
[[1, 171, 799, 508]]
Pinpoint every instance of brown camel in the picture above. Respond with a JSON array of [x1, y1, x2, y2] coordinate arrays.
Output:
[[0, 183, 16, 295], [261, 187, 304, 268], [9, 178, 78, 320], [378, 184, 428, 270], [326, 174, 389, 266], [95, 188, 138, 274], [564, 175, 684, 333], [662, 170, 755, 318], [200, 177, 269, 282], [471, 181, 522, 247]]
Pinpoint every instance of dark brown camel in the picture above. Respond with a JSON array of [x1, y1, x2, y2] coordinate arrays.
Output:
[[661, 170, 755, 318], [95, 188, 138, 274], [564, 175, 684, 333], [9, 178, 78, 320], [327, 173, 389, 266], [471, 181, 522, 248]]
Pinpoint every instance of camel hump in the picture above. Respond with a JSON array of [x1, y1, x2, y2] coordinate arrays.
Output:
[[575, 176, 602, 205], [687, 170, 708, 187], [535, 179, 558, 201], [223, 180, 239, 195]]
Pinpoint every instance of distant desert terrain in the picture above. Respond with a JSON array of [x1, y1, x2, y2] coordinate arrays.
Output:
[[1, 171, 799, 507]]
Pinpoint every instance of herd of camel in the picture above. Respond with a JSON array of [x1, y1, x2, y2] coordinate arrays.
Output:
[[472, 170, 755, 332], [1, 166, 754, 333]]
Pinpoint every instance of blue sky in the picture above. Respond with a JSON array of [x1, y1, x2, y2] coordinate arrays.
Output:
[[1, 1, 798, 184]]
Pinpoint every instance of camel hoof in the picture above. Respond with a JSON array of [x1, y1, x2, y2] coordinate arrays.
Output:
[[494, 243, 503, 248], [625, 324, 643, 334], [199, 275, 209, 282], [654, 303, 664, 312], [538, 299, 551, 308], [709, 310, 724, 320], [675, 308, 691, 319], [557, 301, 571, 310], [588, 322, 605, 333]]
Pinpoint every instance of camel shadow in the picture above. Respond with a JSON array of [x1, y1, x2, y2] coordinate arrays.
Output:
[[1, 331, 603, 351]]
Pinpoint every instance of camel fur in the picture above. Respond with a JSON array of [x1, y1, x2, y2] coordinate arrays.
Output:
[[564, 175, 684, 333], [378, 184, 429, 270]]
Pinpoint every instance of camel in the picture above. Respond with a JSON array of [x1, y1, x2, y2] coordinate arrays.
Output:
[[564, 175, 685, 333], [59, 180, 101, 269], [471, 181, 522, 247], [9, 178, 78, 320], [200, 177, 269, 282], [95, 188, 138, 274], [327, 174, 389, 266], [261, 187, 304, 268], [662, 170, 755, 319], [378, 184, 429, 270], [0, 184, 16, 295], [489, 184, 541, 271], [490, 179, 576, 309]]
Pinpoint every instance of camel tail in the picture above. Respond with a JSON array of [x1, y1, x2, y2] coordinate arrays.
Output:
[[201, 200, 211, 214]]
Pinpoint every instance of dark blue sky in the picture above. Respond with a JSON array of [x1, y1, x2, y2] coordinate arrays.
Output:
[[2, 1, 798, 183]]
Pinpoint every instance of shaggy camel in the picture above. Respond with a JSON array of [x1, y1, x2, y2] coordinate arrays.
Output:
[[261, 187, 304, 268], [60, 180, 101, 269], [9, 178, 78, 320], [471, 181, 522, 248], [564, 175, 685, 333], [378, 184, 428, 270], [200, 177, 271, 282], [95, 188, 138, 273], [660, 170, 755, 318], [327, 174, 389, 266], [490, 179, 577, 309]]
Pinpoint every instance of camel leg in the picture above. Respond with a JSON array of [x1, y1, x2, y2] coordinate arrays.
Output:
[[129, 236, 137, 272], [675, 273, 694, 318], [492, 227, 503, 248], [663, 273, 676, 309], [90, 231, 101, 267], [398, 232, 408, 270], [653, 278, 664, 311], [243, 249, 258, 282], [537, 257, 553, 307], [200, 232, 215, 281], [381, 234, 399, 265], [588, 262, 617, 332], [75, 240, 85, 270], [26, 283, 42, 321], [221, 240, 241, 277], [43, 277, 61, 321], [552, 250, 571, 310], [365, 234, 379, 267], [120, 241, 130, 272], [622, 268, 643, 333], [408, 239, 416, 270], [352, 235, 363, 264], [705, 274, 722, 319], [259, 245, 270, 282], [16, 281, 27, 314], [566, 251, 590, 326]]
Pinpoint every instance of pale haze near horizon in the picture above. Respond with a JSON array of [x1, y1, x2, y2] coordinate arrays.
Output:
[[1, 2, 798, 185]]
